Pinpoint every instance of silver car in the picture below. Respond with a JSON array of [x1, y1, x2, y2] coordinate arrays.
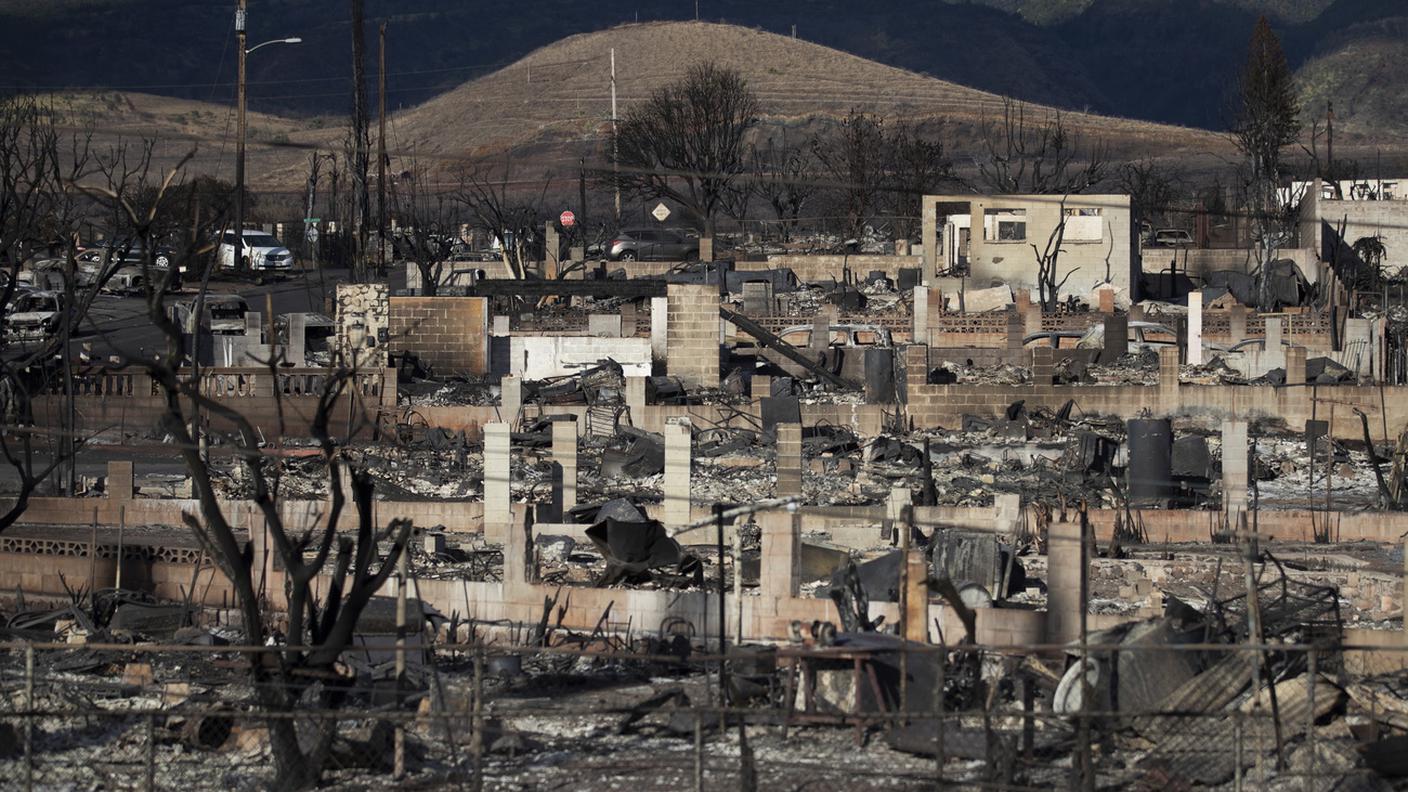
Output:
[[601, 228, 699, 262]]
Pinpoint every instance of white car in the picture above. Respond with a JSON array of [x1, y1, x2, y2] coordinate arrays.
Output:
[[218, 230, 296, 273], [5, 290, 68, 340]]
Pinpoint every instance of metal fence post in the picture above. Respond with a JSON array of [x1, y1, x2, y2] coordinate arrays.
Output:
[[24, 643, 33, 792], [694, 711, 704, 792], [934, 649, 945, 787], [471, 647, 484, 792], [146, 712, 156, 792], [1234, 712, 1244, 792], [1305, 648, 1317, 792]]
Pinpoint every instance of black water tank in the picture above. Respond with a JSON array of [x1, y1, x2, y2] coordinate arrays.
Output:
[[1127, 418, 1174, 505]]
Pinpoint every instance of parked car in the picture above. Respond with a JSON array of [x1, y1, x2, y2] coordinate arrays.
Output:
[[4, 290, 69, 340], [598, 228, 699, 262], [1025, 321, 1225, 356], [1148, 228, 1194, 248], [217, 230, 296, 273], [171, 294, 250, 335], [75, 241, 182, 291], [777, 323, 894, 349]]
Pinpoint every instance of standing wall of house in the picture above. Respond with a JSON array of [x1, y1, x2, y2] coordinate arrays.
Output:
[[922, 194, 1133, 301]]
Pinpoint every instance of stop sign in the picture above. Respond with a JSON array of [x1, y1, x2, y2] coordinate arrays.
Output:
[[559, 210, 576, 228]]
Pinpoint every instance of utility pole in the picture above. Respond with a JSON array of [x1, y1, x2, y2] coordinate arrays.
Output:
[[234, 0, 248, 266], [350, 0, 370, 281], [305, 153, 323, 267], [377, 21, 388, 276], [1327, 102, 1337, 198], [578, 157, 588, 233], [611, 48, 620, 224]]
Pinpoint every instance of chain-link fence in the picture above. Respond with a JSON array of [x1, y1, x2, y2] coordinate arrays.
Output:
[[1, 638, 1403, 790]]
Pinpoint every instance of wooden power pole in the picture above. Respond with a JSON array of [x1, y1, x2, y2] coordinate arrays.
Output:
[[377, 21, 388, 275], [349, 0, 370, 280]]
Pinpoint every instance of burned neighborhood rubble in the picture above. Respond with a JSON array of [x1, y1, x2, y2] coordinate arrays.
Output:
[[7, 14, 1408, 790]]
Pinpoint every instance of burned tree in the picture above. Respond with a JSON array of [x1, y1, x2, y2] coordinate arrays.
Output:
[[452, 154, 550, 280], [0, 95, 98, 527], [389, 155, 453, 295], [608, 62, 759, 237], [748, 130, 816, 244], [812, 113, 957, 241], [811, 110, 887, 240], [72, 135, 417, 790], [1232, 17, 1301, 309], [976, 98, 1107, 196], [885, 122, 957, 240], [1117, 159, 1184, 231], [1031, 197, 1080, 311]]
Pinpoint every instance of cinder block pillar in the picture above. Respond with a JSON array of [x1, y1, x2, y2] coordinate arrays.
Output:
[[666, 284, 720, 388], [544, 222, 560, 278], [500, 375, 521, 423], [664, 418, 692, 526], [1265, 315, 1284, 350], [1097, 287, 1115, 315], [1222, 420, 1249, 520], [551, 416, 578, 513], [969, 200, 986, 265], [1229, 305, 1247, 344], [1157, 346, 1180, 390], [244, 311, 263, 343], [1046, 515, 1087, 644], [921, 198, 938, 286], [286, 313, 307, 367], [650, 296, 668, 365], [625, 376, 647, 420], [107, 460, 134, 500], [1006, 308, 1024, 350], [620, 303, 638, 336], [1187, 291, 1203, 365], [904, 344, 930, 395], [752, 374, 772, 399], [810, 313, 830, 355], [484, 423, 512, 534], [775, 422, 803, 498], [503, 508, 532, 590], [1100, 314, 1128, 364], [1032, 347, 1055, 385], [912, 286, 929, 346], [994, 492, 1021, 541], [904, 550, 929, 643], [758, 509, 800, 600], [1286, 345, 1307, 386]]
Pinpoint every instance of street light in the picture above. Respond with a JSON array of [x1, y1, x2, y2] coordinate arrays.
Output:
[[233, 1, 300, 268], [247, 36, 302, 55]]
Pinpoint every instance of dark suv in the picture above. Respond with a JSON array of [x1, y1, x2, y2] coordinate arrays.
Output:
[[601, 228, 699, 262]]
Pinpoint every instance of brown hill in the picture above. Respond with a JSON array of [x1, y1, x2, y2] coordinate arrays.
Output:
[[46, 21, 1237, 193], [391, 20, 1230, 181]]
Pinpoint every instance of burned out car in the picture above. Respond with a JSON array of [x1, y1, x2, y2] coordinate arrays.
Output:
[[4, 290, 69, 341], [777, 323, 894, 349], [170, 294, 250, 336]]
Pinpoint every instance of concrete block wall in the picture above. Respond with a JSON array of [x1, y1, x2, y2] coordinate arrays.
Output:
[[666, 283, 720, 388], [388, 296, 490, 376]]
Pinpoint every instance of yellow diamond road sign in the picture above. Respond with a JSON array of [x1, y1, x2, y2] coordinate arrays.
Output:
[[651, 203, 671, 222]]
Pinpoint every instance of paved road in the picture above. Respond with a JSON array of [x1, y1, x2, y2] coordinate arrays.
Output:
[[73, 268, 346, 362]]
